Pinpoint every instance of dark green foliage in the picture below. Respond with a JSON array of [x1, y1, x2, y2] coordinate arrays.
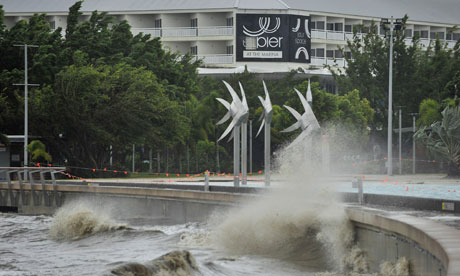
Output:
[[415, 106, 460, 176], [0, 3, 374, 174], [333, 16, 460, 136]]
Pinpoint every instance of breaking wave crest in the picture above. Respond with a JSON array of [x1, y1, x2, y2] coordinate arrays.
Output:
[[49, 201, 128, 240], [106, 250, 198, 276]]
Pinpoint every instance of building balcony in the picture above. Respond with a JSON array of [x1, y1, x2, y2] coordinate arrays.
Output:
[[131, 28, 161, 37], [193, 54, 233, 64], [197, 26, 233, 36], [447, 40, 458, 48], [131, 26, 233, 38], [312, 29, 346, 41], [418, 38, 431, 47], [311, 57, 347, 67]]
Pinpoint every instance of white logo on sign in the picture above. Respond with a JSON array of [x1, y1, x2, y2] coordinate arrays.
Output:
[[295, 47, 309, 60], [292, 18, 301, 32], [304, 19, 311, 38], [243, 17, 281, 37], [291, 18, 310, 39]]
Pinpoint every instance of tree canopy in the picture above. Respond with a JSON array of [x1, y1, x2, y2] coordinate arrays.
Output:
[[0, 3, 376, 175]]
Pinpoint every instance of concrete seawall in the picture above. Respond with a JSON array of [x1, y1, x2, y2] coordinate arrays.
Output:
[[1, 182, 459, 275]]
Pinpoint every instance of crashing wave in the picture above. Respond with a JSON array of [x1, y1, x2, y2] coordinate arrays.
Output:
[[107, 250, 198, 276], [49, 201, 128, 240]]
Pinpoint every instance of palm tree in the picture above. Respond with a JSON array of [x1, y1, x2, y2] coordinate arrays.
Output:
[[415, 106, 460, 176], [27, 140, 52, 164]]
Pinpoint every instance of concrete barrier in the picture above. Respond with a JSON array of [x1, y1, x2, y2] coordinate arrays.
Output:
[[347, 207, 460, 276], [1, 183, 459, 275]]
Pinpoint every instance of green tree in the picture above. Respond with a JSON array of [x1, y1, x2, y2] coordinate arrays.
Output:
[[27, 140, 52, 163], [415, 106, 460, 176]]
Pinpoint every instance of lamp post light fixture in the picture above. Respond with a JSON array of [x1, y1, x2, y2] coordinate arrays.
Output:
[[381, 17, 403, 176]]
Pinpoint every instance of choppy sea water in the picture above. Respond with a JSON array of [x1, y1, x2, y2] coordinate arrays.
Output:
[[0, 194, 410, 276], [1, 212, 323, 276]]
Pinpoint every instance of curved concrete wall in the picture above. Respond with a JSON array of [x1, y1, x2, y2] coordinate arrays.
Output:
[[346, 208, 460, 276], [1, 183, 459, 275]]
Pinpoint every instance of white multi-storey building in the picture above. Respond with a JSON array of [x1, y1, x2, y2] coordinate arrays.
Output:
[[1, 0, 459, 79]]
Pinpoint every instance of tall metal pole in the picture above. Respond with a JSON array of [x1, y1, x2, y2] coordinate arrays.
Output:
[[409, 113, 417, 174], [14, 44, 39, 180], [110, 145, 113, 166], [157, 152, 161, 172], [241, 122, 247, 185], [215, 140, 220, 173], [387, 17, 394, 176], [149, 148, 152, 173], [132, 144, 135, 172], [24, 45, 28, 170], [264, 117, 271, 186], [249, 120, 253, 174], [233, 127, 240, 187], [398, 107, 402, 175]]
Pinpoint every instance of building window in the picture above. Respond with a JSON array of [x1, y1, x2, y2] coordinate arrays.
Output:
[[345, 51, 352, 59], [326, 50, 334, 58], [414, 30, 420, 38], [453, 33, 460, 41], [316, 21, 325, 30], [447, 33, 452, 40], [226, 45, 233, 55], [345, 24, 352, 33], [311, 21, 316, 29], [334, 23, 343, 32], [420, 30, 428, 38], [404, 29, 412, 38], [437, 32, 445, 40], [226, 17, 233, 27], [49, 21, 56, 30], [334, 50, 343, 58], [430, 32, 436, 39], [154, 19, 162, 28], [190, 46, 197, 55], [245, 37, 256, 50], [191, 18, 198, 28], [326, 23, 334, 31], [316, 48, 325, 57]]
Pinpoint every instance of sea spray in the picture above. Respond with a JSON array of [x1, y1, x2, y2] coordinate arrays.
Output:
[[212, 127, 358, 270], [211, 184, 353, 270], [49, 200, 128, 240], [315, 257, 410, 276], [379, 257, 410, 276]]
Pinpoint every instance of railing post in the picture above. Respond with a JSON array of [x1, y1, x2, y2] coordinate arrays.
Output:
[[17, 170, 28, 205], [39, 171, 50, 206], [50, 171, 60, 206], [204, 170, 209, 192], [7, 170, 16, 206]]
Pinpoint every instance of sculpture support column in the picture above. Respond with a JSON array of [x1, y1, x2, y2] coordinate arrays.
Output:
[[234, 127, 240, 187], [264, 118, 271, 186], [241, 122, 247, 185]]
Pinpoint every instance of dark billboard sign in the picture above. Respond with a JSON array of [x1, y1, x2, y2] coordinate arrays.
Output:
[[236, 14, 311, 63]]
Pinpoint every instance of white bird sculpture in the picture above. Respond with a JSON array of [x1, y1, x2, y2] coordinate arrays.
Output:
[[216, 81, 249, 142], [256, 81, 273, 138]]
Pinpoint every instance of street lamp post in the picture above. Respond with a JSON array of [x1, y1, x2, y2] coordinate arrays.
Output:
[[13, 44, 39, 179], [381, 17, 402, 176]]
